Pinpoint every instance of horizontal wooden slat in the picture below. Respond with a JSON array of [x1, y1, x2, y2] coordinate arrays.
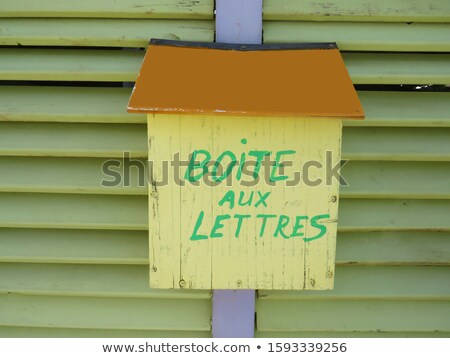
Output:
[[5, 19, 447, 51], [0, 49, 142, 82], [1, 157, 449, 199], [342, 53, 450, 85], [0, 19, 214, 47], [0, 326, 211, 338], [337, 231, 450, 266], [340, 161, 450, 199], [0, 193, 448, 231], [259, 266, 450, 300], [0, 263, 210, 299], [346, 91, 450, 128], [255, 331, 450, 338], [0, 87, 146, 124], [1, 87, 449, 127], [0, 0, 214, 19], [1, 123, 449, 161], [338, 199, 450, 231], [0, 122, 147, 158], [18, 125, 450, 161], [0, 294, 211, 331], [0, 156, 146, 195], [0, 229, 447, 266], [342, 127, 450, 161], [1, 49, 449, 84], [0, 228, 148, 265], [257, 300, 450, 332], [264, 21, 450, 52], [263, 0, 450, 22], [0, 193, 148, 230]]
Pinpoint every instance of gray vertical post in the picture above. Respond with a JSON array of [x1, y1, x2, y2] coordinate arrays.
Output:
[[216, 0, 263, 44], [212, 0, 262, 338]]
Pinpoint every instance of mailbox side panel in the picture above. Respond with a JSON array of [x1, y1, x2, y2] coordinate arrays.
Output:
[[147, 114, 182, 288], [148, 114, 213, 289]]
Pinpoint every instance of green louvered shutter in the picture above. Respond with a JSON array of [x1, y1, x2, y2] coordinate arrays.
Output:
[[256, 0, 450, 338], [1, 0, 449, 339], [0, 0, 214, 338]]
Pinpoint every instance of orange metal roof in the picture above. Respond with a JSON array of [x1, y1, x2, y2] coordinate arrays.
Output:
[[128, 40, 364, 119]]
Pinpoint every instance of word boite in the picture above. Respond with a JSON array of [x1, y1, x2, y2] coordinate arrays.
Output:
[[184, 138, 295, 183]]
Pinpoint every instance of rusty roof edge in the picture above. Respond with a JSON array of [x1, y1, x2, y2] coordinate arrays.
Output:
[[148, 39, 338, 51], [127, 105, 364, 119]]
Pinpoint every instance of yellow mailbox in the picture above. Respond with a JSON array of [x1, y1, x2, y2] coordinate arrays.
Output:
[[128, 39, 364, 290]]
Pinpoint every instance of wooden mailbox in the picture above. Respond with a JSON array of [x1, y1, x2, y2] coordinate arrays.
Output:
[[128, 39, 364, 290]]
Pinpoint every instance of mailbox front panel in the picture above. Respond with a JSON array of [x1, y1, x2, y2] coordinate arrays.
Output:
[[147, 114, 342, 290]]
